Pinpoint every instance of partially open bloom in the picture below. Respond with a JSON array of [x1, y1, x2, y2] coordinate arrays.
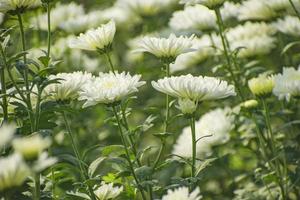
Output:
[[169, 5, 216, 31], [43, 71, 93, 101], [152, 74, 236, 102], [273, 67, 300, 101], [248, 74, 274, 97], [173, 108, 233, 157], [0, 154, 30, 191], [240, 99, 258, 109], [133, 34, 195, 62], [12, 134, 51, 160], [94, 181, 123, 200], [69, 20, 116, 53], [0, 123, 16, 149], [0, 0, 41, 13], [162, 187, 202, 200], [79, 71, 145, 107], [274, 16, 300, 37]]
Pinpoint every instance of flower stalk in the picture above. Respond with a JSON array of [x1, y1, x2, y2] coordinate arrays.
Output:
[[46, 2, 51, 59], [190, 115, 196, 178], [0, 44, 9, 122]]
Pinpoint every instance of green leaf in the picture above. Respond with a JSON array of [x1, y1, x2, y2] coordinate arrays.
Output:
[[195, 158, 217, 176], [281, 41, 300, 55], [88, 156, 107, 177], [101, 145, 125, 157]]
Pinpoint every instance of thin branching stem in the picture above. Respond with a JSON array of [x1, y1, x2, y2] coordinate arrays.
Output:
[[0, 44, 9, 122], [105, 52, 116, 74], [190, 116, 196, 178], [112, 106, 147, 200], [62, 112, 97, 200], [289, 0, 300, 21], [46, 2, 51, 59]]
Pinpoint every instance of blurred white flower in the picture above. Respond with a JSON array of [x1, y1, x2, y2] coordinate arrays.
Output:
[[79, 71, 145, 107], [223, 22, 277, 58], [273, 67, 300, 101], [152, 74, 236, 102], [69, 20, 116, 53], [173, 108, 233, 157], [180, 0, 225, 8], [220, 2, 240, 21], [33, 2, 84, 31], [248, 74, 274, 96], [274, 15, 300, 37], [169, 5, 216, 31], [0, 0, 41, 13], [33, 152, 57, 172], [59, 15, 93, 34], [133, 34, 195, 61], [0, 123, 16, 149], [101, 5, 140, 26], [116, 0, 176, 16], [94, 181, 123, 200], [43, 71, 93, 101], [162, 187, 202, 200], [0, 154, 30, 191], [238, 0, 279, 21], [12, 134, 51, 160], [170, 35, 215, 72]]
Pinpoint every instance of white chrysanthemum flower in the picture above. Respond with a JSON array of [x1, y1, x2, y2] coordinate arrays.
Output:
[[274, 16, 300, 37], [173, 108, 233, 157], [69, 20, 116, 52], [32, 3, 84, 31], [116, 0, 176, 16], [162, 187, 202, 200], [12, 134, 51, 160], [59, 15, 93, 34], [43, 71, 93, 101], [0, 123, 16, 149], [273, 67, 300, 101], [133, 34, 195, 61], [79, 71, 146, 107], [101, 5, 140, 26], [0, 154, 30, 191], [222, 22, 277, 58], [0, 0, 41, 13], [152, 74, 236, 102], [169, 5, 216, 31], [177, 98, 198, 114], [94, 181, 123, 200], [33, 152, 57, 172], [238, 0, 278, 21], [248, 74, 274, 96], [170, 35, 214, 72]]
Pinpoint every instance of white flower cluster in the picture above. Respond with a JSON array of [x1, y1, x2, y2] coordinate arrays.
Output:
[[93, 181, 123, 199], [274, 15, 300, 37], [173, 108, 233, 157]]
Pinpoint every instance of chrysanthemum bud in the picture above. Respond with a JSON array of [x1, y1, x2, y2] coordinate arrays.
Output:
[[177, 98, 198, 115], [248, 74, 274, 97], [240, 99, 258, 109]]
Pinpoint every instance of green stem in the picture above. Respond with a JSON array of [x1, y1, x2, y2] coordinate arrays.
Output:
[[289, 0, 300, 21], [261, 99, 287, 200], [46, 2, 51, 59], [214, 8, 244, 101], [17, 11, 34, 131], [104, 52, 116, 74], [190, 116, 196, 178], [62, 112, 97, 200], [34, 87, 42, 131], [34, 173, 40, 200], [120, 106, 142, 166], [112, 106, 147, 200], [152, 63, 170, 169], [0, 45, 9, 122]]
